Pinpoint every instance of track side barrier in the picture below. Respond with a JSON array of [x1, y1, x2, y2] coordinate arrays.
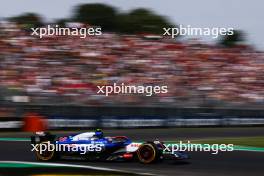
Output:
[[46, 117, 264, 129]]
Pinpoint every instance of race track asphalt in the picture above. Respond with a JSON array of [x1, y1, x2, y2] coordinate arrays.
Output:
[[0, 127, 264, 176]]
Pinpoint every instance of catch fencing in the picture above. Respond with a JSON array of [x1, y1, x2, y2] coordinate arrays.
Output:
[[1, 105, 264, 130]]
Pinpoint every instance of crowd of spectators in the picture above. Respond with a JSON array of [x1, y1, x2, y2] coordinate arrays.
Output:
[[1, 21, 264, 107]]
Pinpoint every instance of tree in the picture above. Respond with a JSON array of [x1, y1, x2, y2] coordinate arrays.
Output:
[[56, 19, 68, 27], [220, 30, 245, 47], [116, 8, 175, 34], [9, 13, 43, 28], [73, 3, 117, 31], [73, 4, 175, 34]]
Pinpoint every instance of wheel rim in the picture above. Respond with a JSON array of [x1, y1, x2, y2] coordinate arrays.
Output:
[[137, 144, 156, 163], [36, 142, 54, 161]]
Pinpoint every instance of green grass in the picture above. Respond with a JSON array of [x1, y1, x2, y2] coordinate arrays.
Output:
[[192, 136, 264, 148], [0, 163, 56, 168]]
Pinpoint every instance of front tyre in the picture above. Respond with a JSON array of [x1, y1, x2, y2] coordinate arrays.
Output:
[[137, 142, 161, 164]]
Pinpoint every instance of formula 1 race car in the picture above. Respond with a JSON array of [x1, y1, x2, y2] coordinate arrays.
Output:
[[31, 129, 189, 164]]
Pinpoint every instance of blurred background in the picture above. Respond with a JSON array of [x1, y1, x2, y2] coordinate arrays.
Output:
[[1, 2, 264, 176], [0, 0, 264, 130]]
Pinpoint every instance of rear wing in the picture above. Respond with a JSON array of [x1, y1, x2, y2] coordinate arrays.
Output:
[[31, 131, 56, 144]]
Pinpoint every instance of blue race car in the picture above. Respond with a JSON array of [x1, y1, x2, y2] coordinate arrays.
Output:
[[31, 129, 189, 164]]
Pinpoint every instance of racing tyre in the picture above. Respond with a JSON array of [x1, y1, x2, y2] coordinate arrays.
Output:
[[35, 141, 57, 161], [137, 142, 161, 164]]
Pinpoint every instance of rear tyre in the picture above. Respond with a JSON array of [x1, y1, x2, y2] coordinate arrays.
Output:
[[35, 141, 57, 161], [137, 142, 161, 164]]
